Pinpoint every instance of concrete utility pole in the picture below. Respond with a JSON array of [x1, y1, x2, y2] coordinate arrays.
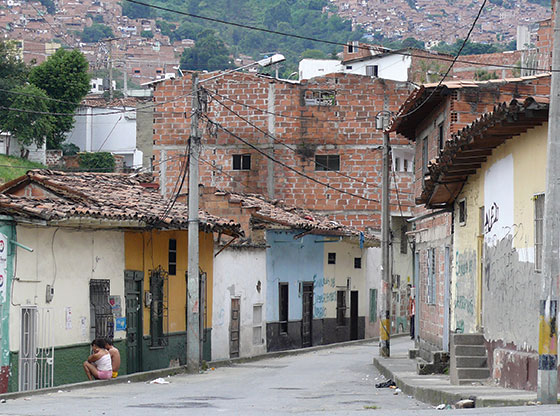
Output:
[[538, 0, 560, 404], [187, 73, 201, 371], [380, 128, 391, 358]]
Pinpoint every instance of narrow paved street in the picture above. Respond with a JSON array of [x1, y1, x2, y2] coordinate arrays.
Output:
[[1, 338, 558, 415]]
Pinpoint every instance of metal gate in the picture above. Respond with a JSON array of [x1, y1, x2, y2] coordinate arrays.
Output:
[[229, 298, 240, 358], [125, 270, 143, 374], [302, 283, 313, 347], [19, 306, 54, 392]]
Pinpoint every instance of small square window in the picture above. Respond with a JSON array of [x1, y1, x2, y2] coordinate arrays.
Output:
[[354, 257, 362, 269], [346, 65, 352, 70], [315, 155, 340, 171], [328, 252, 336, 264], [233, 154, 251, 170]]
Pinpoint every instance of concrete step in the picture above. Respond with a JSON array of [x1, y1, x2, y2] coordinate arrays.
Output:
[[453, 333, 485, 346], [457, 367, 490, 380], [454, 345, 486, 357], [455, 356, 487, 368], [457, 378, 488, 386]]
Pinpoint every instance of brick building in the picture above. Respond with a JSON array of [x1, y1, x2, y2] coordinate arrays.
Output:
[[151, 71, 416, 232], [390, 74, 551, 370]]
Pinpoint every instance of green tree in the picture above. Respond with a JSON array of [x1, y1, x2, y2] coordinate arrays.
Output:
[[120, 0, 153, 19], [180, 32, 233, 71], [28, 49, 90, 149], [39, 0, 56, 14], [2, 84, 54, 156], [141, 30, 154, 38], [401, 37, 425, 49], [81, 23, 113, 43], [0, 41, 29, 119], [301, 49, 328, 59]]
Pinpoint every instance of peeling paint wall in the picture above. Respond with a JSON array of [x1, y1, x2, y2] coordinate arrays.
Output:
[[212, 247, 267, 360], [452, 123, 547, 389]]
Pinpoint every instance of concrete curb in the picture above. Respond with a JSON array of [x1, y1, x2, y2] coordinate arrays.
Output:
[[373, 357, 535, 408], [0, 335, 404, 400]]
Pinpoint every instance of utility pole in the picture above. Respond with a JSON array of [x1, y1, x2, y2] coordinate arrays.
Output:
[[538, 0, 560, 404], [380, 127, 391, 358], [187, 73, 201, 372]]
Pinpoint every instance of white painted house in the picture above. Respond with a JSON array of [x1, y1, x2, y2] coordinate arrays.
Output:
[[65, 100, 143, 169]]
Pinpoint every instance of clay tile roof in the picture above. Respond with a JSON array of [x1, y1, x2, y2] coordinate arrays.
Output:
[[0, 170, 242, 236], [418, 97, 549, 208], [221, 190, 378, 245], [390, 73, 552, 139]]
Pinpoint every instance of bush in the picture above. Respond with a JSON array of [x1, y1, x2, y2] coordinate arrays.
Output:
[[79, 152, 115, 172]]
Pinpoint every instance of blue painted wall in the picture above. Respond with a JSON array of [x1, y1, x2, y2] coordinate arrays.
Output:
[[266, 230, 325, 322]]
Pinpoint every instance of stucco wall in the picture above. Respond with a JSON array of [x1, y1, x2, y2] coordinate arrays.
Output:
[[9, 226, 126, 351], [452, 123, 547, 351], [365, 246, 381, 338], [212, 247, 267, 360]]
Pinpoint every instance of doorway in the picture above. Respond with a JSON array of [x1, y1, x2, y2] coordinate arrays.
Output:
[[302, 283, 313, 347], [125, 270, 143, 374], [230, 298, 240, 358], [350, 291, 359, 340]]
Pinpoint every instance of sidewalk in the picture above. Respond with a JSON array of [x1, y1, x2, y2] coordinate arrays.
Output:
[[373, 337, 539, 408]]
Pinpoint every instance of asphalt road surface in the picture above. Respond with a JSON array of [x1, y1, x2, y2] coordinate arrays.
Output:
[[1, 339, 559, 415]]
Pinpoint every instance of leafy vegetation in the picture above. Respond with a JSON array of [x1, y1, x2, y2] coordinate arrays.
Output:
[[140, 30, 154, 38], [527, 0, 550, 6], [431, 39, 516, 55], [79, 152, 116, 172], [180, 31, 233, 71], [474, 69, 499, 81], [148, 0, 362, 75], [80, 23, 114, 43], [39, 0, 56, 14], [0, 155, 45, 183], [28, 48, 91, 149]]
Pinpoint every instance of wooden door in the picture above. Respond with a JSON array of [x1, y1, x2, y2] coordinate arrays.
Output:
[[302, 283, 313, 347], [229, 298, 240, 358], [125, 270, 143, 374], [350, 291, 359, 340]]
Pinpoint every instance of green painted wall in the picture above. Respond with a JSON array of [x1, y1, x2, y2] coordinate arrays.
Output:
[[8, 340, 127, 392], [0, 218, 15, 393], [141, 332, 187, 371]]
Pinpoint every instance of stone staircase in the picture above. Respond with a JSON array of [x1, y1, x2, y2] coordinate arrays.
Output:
[[450, 333, 490, 385]]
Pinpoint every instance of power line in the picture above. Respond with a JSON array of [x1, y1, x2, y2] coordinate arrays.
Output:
[[396, 0, 488, 119], [206, 89, 412, 196], [123, 0, 555, 73], [203, 114, 379, 203]]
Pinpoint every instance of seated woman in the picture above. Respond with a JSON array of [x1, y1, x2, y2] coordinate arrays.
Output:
[[83, 339, 113, 380]]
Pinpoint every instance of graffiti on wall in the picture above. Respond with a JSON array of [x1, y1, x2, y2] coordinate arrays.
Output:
[[455, 249, 476, 332], [312, 274, 336, 319], [484, 202, 500, 234]]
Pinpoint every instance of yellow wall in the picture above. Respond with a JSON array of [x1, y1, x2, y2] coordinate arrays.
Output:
[[124, 230, 214, 336], [452, 123, 547, 334]]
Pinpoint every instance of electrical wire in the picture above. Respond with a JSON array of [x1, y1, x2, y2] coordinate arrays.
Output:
[[203, 114, 380, 203], [206, 89, 412, 195], [395, 0, 488, 119], [123, 0, 554, 73]]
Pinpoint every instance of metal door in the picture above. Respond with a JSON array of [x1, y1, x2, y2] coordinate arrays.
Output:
[[443, 246, 450, 352], [19, 306, 53, 391], [302, 283, 313, 347], [350, 291, 359, 340], [229, 298, 240, 358], [125, 270, 143, 374]]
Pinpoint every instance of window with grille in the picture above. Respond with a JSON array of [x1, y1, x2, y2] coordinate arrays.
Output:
[[354, 257, 362, 269], [149, 267, 168, 347], [304, 90, 336, 106], [328, 252, 336, 264], [89, 279, 114, 340], [315, 155, 340, 171], [168, 238, 176, 275], [279, 283, 289, 333], [458, 199, 467, 225], [535, 193, 545, 272], [233, 154, 251, 170], [336, 290, 347, 326], [426, 249, 436, 304], [366, 65, 378, 77]]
